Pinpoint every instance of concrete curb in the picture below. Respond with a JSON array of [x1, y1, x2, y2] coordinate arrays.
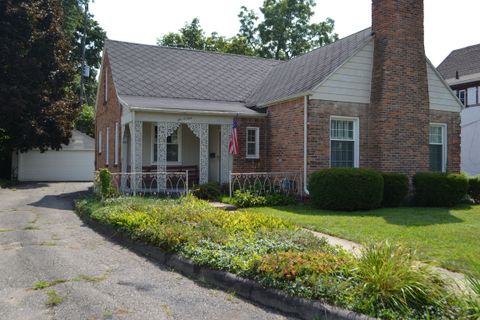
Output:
[[78, 212, 373, 320]]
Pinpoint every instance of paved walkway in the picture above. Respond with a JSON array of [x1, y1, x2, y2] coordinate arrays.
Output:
[[305, 228, 469, 292], [0, 183, 294, 320]]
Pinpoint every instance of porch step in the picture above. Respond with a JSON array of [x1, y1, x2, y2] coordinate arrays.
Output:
[[210, 202, 237, 211]]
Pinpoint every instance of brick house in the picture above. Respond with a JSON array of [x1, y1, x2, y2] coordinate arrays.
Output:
[[95, 0, 462, 193], [438, 44, 480, 176]]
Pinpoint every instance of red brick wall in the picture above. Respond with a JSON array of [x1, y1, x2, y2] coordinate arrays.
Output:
[[95, 52, 122, 173], [232, 117, 267, 172], [430, 110, 461, 172], [265, 98, 305, 173], [307, 100, 370, 174], [370, 0, 430, 176]]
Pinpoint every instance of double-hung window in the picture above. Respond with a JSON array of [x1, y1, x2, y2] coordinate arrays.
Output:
[[330, 117, 359, 168], [98, 130, 102, 154], [467, 87, 478, 107], [246, 127, 260, 159], [458, 90, 466, 106], [152, 126, 182, 163], [114, 122, 119, 165], [429, 124, 447, 172]]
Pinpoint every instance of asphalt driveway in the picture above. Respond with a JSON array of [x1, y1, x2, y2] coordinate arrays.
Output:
[[0, 183, 291, 320]]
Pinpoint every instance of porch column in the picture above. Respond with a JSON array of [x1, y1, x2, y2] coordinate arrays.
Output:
[[156, 122, 181, 190], [132, 121, 143, 192], [120, 124, 127, 191], [187, 123, 209, 185], [220, 124, 232, 184]]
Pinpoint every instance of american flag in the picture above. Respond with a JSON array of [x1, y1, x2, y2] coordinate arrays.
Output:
[[228, 117, 239, 155]]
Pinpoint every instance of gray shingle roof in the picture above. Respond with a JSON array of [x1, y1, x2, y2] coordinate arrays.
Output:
[[437, 43, 480, 80], [105, 28, 373, 109], [246, 28, 373, 106], [106, 40, 281, 103]]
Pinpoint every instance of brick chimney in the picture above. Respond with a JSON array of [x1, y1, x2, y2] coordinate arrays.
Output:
[[369, 0, 430, 176]]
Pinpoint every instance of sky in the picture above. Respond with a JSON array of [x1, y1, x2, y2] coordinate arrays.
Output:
[[89, 0, 479, 66]]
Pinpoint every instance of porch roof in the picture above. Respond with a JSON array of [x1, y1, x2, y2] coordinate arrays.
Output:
[[118, 95, 263, 116]]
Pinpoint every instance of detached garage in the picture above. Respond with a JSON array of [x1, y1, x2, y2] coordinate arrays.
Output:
[[13, 130, 95, 182]]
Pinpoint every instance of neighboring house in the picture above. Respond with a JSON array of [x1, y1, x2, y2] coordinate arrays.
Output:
[[95, 0, 462, 192], [12, 130, 95, 182], [438, 44, 480, 176]]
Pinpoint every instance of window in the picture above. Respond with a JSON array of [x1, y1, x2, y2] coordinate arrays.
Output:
[[98, 130, 102, 154], [106, 127, 110, 165], [458, 90, 466, 106], [114, 122, 119, 165], [246, 127, 260, 159], [429, 124, 447, 172], [152, 126, 182, 163], [467, 87, 477, 107], [330, 117, 359, 168]]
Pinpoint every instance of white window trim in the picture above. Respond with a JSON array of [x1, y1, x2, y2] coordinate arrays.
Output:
[[105, 127, 110, 165], [246, 127, 260, 159], [329, 116, 360, 168], [458, 89, 466, 106], [430, 123, 447, 173], [114, 122, 119, 165], [151, 125, 182, 165], [98, 130, 102, 154]]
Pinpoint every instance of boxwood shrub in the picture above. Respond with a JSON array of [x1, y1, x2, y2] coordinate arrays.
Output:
[[381, 173, 409, 207], [413, 172, 468, 207], [468, 177, 480, 204], [309, 168, 384, 211]]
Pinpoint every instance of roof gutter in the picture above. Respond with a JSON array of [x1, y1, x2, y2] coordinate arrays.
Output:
[[303, 95, 309, 196], [128, 106, 267, 118]]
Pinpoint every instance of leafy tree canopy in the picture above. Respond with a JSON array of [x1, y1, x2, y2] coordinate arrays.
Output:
[[0, 0, 79, 152], [157, 18, 255, 56], [62, 0, 106, 105], [157, 0, 337, 60], [74, 105, 95, 138]]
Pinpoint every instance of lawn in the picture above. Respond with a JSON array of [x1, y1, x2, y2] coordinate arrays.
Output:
[[247, 204, 480, 275]]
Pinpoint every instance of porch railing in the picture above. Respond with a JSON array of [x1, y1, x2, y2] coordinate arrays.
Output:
[[229, 172, 303, 197], [110, 171, 189, 196]]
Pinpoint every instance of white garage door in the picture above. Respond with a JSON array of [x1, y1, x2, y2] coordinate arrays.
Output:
[[18, 150, 94, 181]]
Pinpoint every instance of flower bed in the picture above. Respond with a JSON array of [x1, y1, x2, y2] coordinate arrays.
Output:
[[75, 196, 478, 319]]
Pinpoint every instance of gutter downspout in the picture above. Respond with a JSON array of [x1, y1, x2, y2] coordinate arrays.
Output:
[[304, 95, 309, 196]]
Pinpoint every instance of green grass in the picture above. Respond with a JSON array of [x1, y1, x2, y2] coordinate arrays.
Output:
[[34, 279, 68, 290], [45, 289, 63, 307], [247, 204, 480, 275]]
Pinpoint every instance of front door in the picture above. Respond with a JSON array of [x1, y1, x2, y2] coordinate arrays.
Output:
[[208, 125, 221, 183]]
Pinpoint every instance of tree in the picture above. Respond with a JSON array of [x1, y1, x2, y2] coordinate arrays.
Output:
[[157, 18, 255, 56], [242, 0, 338, 60], [74, 105, 95, 137], [0, 0, 79, 153], [62, 0, 106, 105]]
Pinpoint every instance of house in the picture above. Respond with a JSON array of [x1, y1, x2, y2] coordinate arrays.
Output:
[[438, 44, 480, 176], [95, 0, 462, 193], [12, 130, 95, 182]]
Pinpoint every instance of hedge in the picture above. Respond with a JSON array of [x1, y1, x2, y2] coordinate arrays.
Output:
[[413, 172, 468, 207], [309, 168, 384, 211], [468, 177, 480, 204], [381, 173, 409, 207]]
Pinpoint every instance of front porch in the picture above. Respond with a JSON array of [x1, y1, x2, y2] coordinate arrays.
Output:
[[121, 112, 234, 191]]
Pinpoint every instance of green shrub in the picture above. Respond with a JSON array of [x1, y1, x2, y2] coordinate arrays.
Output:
[[309, 168, 384, 211], [413, 172, 468, 207], [232, 190, 267, 208], [265, 193, 297, 206], [192, 182, 222, 201], [468, 177, 480, 204], [381, 173, 409, 207], [98, 168, 113, 199]]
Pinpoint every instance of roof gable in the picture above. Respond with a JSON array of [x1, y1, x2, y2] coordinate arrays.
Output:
[[437, 43, 480, 80], [246, 28, 373, 106]]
